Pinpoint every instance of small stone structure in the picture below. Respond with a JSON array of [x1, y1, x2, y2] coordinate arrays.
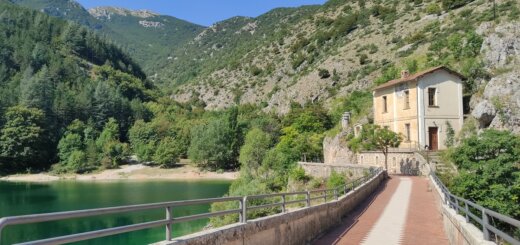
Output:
[[341, 112, 351, 131]]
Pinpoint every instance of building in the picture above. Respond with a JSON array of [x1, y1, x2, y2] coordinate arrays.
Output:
[[372, 66, 464, 150]]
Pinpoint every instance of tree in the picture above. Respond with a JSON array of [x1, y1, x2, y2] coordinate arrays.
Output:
[[449, 130, 520, 223], [153, 137, 182, 168], [129, 120, 158, 162], [0, 106, 46, 170], [359, 125, 402, 170], [57, 133, 83, 163], [239, 128, 272, 178], [20, 66, 54, 114], [188, 119, 234, 170], [96, 118, 120, 149]]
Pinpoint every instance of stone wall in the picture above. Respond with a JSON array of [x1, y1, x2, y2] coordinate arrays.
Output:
[[428, 175, 495, 245], [153, 171, 386, 245], [298, 162, 371, 179], [357, 151, 428, 175]]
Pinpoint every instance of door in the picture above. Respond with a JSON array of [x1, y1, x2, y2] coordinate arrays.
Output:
[[428, 127, 439, 151]]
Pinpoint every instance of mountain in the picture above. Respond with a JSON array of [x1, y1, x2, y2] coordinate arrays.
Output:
[[10, 0, 103, 28], [88, 7, 205, 73], [156, 0, 519, 114], [9, 0, 205, 73]]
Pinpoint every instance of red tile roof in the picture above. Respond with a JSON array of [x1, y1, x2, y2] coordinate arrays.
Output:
[[373, 66, 465, 91]]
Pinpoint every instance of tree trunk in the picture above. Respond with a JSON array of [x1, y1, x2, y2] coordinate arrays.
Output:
[[383, 149, 388, 171]]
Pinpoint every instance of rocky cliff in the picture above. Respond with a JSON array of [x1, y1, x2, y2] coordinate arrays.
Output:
[[472, 22, 520, 134]]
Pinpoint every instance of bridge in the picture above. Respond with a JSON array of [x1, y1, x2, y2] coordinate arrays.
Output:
[[1, 167, 519, 245]]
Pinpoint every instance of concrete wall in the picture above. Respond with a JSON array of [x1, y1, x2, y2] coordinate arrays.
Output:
[[298, 162, 371, 179], [357, 151, 426, 175], [428, 175, 495, 245], [153, 171, 386, 245]]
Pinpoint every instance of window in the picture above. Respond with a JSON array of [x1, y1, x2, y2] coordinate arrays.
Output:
[[404, 90, 410, 109], [382, 96, 388, 113], [405, 123, 411, 142], [428, 88, 437, 107]]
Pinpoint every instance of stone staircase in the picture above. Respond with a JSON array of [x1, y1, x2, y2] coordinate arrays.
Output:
[[426, 151, 457, 175]]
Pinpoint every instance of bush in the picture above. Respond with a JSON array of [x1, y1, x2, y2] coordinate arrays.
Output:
[[290, 166, 310, 182], [327, 170, 346, 189], [318, 69, 331, 79], [426, 3, 442, 15], [359, 54, 369, 65]]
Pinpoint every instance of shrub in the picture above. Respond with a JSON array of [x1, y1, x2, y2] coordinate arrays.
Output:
[[290, 166, 310, 182], [318, 69, 331, 79], [327, 170, 346, 188], [359, 54, 369, 65], [426, 3, 442, 15]]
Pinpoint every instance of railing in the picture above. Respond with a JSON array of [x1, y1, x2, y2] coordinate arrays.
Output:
[[0, 168, 383, 245], [430, 172, 520, 245]]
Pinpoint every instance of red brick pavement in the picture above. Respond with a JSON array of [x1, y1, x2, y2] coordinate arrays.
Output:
[[402, 176, 449, 245], [312, 176, 449, 245], [313, 177, 399, 245]]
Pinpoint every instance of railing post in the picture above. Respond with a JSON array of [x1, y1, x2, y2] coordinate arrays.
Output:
[[281, 194, 286, 213], [334, 189, 338, 200], [455, 199, 459, 212], [323, 190, 327, 203], [482, 209, 490, 240], [464, 202, 469, 223], [240, 196, 247, 223], [165, 206, 172, 241], [344, 184, 348, 195], [306, 190, 311, 207]]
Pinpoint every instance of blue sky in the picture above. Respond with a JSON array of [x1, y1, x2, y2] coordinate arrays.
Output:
[[77, 0, 327, 26]]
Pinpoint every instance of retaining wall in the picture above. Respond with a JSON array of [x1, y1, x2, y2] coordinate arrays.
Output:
[[356, 151, 430, 175], [298, 162, 371, 179], [153, 171, 386, 245], [428, 175, 495, 245]]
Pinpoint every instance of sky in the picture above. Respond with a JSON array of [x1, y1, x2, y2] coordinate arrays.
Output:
[[77, 0, 327, 26]]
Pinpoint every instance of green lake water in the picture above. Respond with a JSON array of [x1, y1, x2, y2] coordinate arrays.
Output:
[[0, 180, 231, 244]]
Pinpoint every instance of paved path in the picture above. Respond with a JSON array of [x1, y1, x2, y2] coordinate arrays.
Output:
[[313, 176, 448, 245]]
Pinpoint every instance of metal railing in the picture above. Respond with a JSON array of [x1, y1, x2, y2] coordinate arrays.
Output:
[[0, 168, 383, 245], [430, 172, 520, 245]]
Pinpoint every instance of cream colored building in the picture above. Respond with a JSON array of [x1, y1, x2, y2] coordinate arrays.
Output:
[[373, 66, 464, 150]]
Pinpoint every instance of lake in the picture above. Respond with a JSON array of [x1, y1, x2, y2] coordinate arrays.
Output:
[[0, 180, 231, 244]]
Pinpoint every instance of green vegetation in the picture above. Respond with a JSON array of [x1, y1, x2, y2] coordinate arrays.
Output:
[[10, 0, 205, 74], [446, 130, 520, 232], [348, 125, 402, 170], [0, 1, 150, 174]]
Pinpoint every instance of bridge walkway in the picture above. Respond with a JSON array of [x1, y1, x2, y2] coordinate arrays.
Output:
[[313, 176, 448, 245]]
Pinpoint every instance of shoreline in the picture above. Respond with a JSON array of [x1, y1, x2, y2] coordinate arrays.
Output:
[[0, 164, 239, 182]]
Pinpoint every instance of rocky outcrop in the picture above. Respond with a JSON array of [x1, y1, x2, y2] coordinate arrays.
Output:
[[88, 7, 158, 20], [471, 100, 496, 128], [323, 132, 357, 165], [470, 22, 520, 134], [471, 71, 520, 134], [478, 22, 520, 68]]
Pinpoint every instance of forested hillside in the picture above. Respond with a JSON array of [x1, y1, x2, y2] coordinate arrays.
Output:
[[0, 1, 153, 173], [9, 0, 205, 73]]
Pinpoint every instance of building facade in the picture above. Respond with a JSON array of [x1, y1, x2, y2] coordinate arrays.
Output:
[[373, 66, 464, 150]]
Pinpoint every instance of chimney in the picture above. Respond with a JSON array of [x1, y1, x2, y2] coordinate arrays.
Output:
[[401, 70, 410, 78]]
